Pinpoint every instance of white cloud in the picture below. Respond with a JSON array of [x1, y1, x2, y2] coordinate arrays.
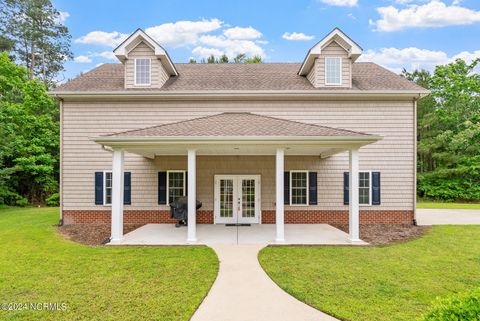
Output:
[[197, 35, 266, 59], [75, 31, 129, 47], [358, 46, 480, 72], [73, 55, 92, 63], [191, 47, 224, 58], [282, 32, 314, 41], [57, 11, 70, 23], [223, 26, 262, 40], [93, 51, 117, 60], [145, 19, 223, 47], [319, 0, 358, 7], [371, 0, 480, 32]]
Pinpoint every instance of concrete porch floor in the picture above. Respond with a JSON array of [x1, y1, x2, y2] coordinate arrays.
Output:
[[109, 224, 367, 245]]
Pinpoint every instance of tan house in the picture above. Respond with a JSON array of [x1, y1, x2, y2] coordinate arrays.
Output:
[[51, 28, 428, 244]]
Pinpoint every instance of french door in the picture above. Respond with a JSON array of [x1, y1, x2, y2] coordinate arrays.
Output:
[[214, 175, 260, 224]]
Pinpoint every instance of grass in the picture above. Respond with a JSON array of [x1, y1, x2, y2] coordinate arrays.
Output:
[[259, 226, 480, 321], [417, 201, 480, 209], [0, 207, 218, 321]]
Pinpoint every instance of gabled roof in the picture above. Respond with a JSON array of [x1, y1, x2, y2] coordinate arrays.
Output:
[[113, 28, 178, 76], [298, 28, 363, 76], [101, 112, 374, 138]]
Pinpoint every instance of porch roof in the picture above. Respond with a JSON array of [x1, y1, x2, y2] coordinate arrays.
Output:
[[94, 112, 381, 157]]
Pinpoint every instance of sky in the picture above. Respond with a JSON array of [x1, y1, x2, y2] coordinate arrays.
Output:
[[54, 0, 480, 82]]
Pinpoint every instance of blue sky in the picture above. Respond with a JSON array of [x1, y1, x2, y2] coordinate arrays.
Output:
[[55, 0, 480, 81]]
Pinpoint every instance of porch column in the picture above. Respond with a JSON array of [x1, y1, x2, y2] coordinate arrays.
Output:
[[349, 148, 360, 242], [111, 149, 124, 243], [275, 148, 285, 242], [187, 149, 197, 243]]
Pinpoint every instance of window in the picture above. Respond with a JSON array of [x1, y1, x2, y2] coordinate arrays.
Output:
[[104, 171, 112, 205], [359, 172, 371, 205], [135, 58, 151, 85], [325, 57, 342, 85], [290, 171, 308, 205], [167, 171, 186, 204]]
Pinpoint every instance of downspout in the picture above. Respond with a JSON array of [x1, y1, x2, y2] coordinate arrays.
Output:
[[413, 97, 418, 225]]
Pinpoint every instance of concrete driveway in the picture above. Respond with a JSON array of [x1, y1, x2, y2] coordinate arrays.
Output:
[[416, 209, 480, 225]]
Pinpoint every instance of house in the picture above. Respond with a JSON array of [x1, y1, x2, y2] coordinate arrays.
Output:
[[50, 28, 428, 244]]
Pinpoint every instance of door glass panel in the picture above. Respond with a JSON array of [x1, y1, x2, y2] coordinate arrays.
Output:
[[242, 179, 255, 218], [220, 179, 234, 218]]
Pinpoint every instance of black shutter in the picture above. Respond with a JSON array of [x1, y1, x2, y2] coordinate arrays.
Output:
[[372, 172, 381, 205], [308, 172, 318, 205], [185, 171, 188, 196], [158, 171, 167, 204], [123, 172, 131, 205], [343, 172, 349, 205], [95, 172, 104, 205], [284, 171, 290, 205]]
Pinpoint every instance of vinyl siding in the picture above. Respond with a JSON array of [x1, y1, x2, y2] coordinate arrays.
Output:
[[124, 42, 169, 89], [311, 40, 351, 88], [61, 100, 415, 212]]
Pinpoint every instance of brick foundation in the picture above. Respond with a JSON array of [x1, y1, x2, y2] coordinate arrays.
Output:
[[63, 209, 413, 225]]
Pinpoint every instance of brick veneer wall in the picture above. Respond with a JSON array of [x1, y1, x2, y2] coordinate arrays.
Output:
[[63, 209, 413, 225]]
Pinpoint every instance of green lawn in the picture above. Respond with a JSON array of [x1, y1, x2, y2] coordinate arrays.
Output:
[[259, 226, 480, 321], [417, 201, 480, 209], [0, 207, 218, 321]]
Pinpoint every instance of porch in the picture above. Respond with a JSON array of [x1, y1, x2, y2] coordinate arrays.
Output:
[[109, 223, 367, 245]]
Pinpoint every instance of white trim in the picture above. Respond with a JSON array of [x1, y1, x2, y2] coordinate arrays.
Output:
[[289, 170, 309, 206], [358, 171, 372, 207], [325, 57, 342, 86], [348, 148, 360, 242], [103, 170, 112, 206], [166, 170, 186, 204], [134, 58, 151, 86], [275, 148, 285, 242], [187, 149, 197, 242]]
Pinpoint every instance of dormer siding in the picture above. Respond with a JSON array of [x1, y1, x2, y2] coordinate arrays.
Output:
[[309, 41, 352, 88], [124, 42, 169, 89]]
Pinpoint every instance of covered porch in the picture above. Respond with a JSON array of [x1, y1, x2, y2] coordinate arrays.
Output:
[[94, 112, 381, 245]]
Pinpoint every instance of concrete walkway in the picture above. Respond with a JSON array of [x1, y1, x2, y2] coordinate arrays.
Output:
[[191, 244, 338, 321], [416, 209, 480, 225]]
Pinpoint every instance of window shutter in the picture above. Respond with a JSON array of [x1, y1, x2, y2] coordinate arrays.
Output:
[[158, 172, 167, 204], [284, 171, 290, 205], [343, 172, 349, 205], [123, 172, 131, 205], [185, 171, 188, 196], [308, 172, 318, 205], [95, 172, 104, 205], [372, 172, 381, 205]]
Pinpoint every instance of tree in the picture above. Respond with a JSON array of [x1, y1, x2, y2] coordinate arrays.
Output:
[[244, 55, 262, 64], [195, 54, 262, 64], [0, 52, 59, 205], [233, 53, 246, 63], [0, 0, 73, 88]]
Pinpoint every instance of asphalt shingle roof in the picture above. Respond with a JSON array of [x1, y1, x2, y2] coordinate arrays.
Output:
[[54, 62, 425, 92], [105, 112, 372, 138]]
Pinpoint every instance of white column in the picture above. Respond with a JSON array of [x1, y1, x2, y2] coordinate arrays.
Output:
[[111, 149, 124, 244], [187, 149, 197, 243], [349, 148, 360, 242], [275, 148, 285, 242]]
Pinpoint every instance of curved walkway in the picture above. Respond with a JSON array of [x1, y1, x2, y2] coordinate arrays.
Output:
[[191, 244, 338, 321]]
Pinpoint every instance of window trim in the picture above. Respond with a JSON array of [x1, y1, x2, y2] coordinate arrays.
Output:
[[103, 170, 112, 206], [289, 170, 309, 206], [134, 58, 151, 86], [359, 171, 372, 207], [166, 170, 186, 204], [325, 57, 342, 86]]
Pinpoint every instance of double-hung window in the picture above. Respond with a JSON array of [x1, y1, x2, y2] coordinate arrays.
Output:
[[290, 171, 308, 205], [104, 171, 112, 205], [325, 57, 342, 85], [359, 172, 371, 205], [167, 171, 186, 204], [135, 58, 151, 85]]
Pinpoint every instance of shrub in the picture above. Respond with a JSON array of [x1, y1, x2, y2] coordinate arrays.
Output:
[[46, 193, 59, 207], [422, 288, 480, 321], [15, 197, 28, 207]]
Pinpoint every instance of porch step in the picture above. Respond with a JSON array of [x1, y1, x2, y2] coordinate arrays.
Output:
[[225, 224, 251, 227]]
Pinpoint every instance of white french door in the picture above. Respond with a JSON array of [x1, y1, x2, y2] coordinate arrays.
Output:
[[214, 175, 260, 224]]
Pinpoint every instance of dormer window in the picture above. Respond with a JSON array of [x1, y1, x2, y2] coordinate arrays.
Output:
[[325, 57, 342, 85], [135, 58, 151, 85]]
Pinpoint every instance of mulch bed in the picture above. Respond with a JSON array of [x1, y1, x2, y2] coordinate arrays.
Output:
[[332, 223, 429, 245], [58, 224, 142, 246]]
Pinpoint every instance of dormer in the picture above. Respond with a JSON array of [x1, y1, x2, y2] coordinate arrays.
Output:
[[113, 29, 178, 89], [299, 28, 362, 88]]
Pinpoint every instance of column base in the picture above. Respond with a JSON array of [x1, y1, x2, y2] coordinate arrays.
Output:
[[275, 238, 285, 243], [348, 238, 363, 244], [187, 238, 198, 244], [108, 237, 124, 245]]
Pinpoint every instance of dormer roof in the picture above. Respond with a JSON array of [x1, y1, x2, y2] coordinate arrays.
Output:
[[113, 28, 178, 76], [298, 28, 363, 76]]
